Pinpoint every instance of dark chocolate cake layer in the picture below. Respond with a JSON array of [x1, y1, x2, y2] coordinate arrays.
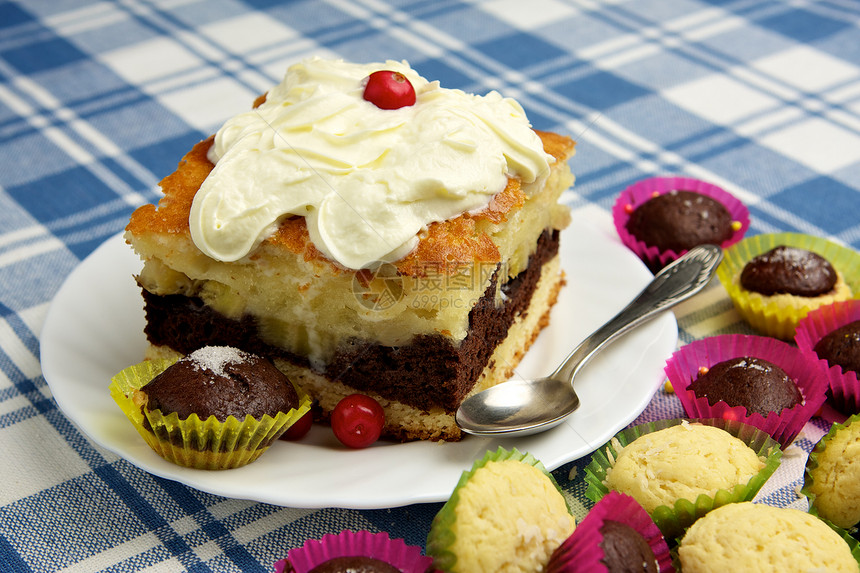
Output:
[[141, 229, 560, 414]]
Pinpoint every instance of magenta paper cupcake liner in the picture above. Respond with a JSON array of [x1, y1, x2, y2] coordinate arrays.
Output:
[[546, 491, 674, 573], [275, 530, 433, 573], [664, 334, 828, 446], [612, 176, 749, 272], [796, 300, 860, 415]]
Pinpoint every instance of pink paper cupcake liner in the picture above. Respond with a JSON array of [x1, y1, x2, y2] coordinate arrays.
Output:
[[546, 491, 674, 573], [795, 300, 860, 415], [664, 334, 828, 446], [612, 176, 749, 272], [275, 530, 434, 573]]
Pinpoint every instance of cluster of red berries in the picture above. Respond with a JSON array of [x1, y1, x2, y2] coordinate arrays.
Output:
[[282, 393, 385, 449]]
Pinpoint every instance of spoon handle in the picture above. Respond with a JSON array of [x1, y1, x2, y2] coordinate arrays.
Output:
[[550, 244, 723, 383]]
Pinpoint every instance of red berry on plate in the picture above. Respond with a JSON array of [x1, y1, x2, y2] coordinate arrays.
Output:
[[331, 394, 385, 448], [281, 409, 313, 441], [363, 70, 416, 110]]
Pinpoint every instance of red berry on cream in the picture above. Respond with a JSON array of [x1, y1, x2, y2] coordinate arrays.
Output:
[[363, 70, 416, 110]]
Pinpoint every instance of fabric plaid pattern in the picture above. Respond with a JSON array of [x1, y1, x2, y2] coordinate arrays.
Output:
[[2, 0, 859, 570]]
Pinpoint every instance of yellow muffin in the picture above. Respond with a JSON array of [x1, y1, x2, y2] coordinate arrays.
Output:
[[678, 502, 859, 573], [427, 448, 575, 572], [604, 422, 766, 514], [805, 415, 860, 529]]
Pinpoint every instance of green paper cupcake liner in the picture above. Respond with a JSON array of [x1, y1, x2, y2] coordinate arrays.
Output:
[[583, 418, 783, 541], [110, 358, 312, 470], [426, 447, 570, 572], [829, 521, 860, 569], [840, 526, 860, 567], [802, 413, 860, 532], [716, 232, 860, 340]]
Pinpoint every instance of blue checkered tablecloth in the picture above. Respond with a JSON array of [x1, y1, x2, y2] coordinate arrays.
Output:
[[2, 0, 860, 571]]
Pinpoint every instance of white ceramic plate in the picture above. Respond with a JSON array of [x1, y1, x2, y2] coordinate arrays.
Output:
[[41, 211, 677, 509]]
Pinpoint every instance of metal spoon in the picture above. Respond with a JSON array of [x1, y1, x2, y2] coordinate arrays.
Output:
[[455, 244, 723, 437]]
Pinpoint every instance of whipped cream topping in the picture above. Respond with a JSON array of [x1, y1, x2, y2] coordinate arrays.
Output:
[[189, 58, 554, 269]]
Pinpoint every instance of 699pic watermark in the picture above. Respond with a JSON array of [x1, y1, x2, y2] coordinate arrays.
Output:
[[351, 261, 502, 311]]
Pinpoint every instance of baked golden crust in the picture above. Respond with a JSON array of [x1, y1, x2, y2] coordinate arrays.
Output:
[[126, 138, 213, 237], [535, 129, 576, 164], [396, 216, 500, 277], [126, 131, 574, 277]]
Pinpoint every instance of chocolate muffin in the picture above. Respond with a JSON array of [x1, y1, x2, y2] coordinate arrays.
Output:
[[690, 356, 802, 417], [110, 347, 310, 469], [625, 190, 733, 253], [307, 556, 400, 573], [740, 245, 837, 297], [813, 319, 860, 375], [276, 530, 433, 573], [143, 346, 299, 421], [599, 520, 658, 573]]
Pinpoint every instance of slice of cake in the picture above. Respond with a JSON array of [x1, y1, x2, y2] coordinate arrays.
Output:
[[125, 58, 575, 442]]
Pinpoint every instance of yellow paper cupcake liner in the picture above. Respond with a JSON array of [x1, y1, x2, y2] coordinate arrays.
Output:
[[583, 418, 782, 541], [426, 447, 570, 572], [717, 233, 860, 339], [109, 358, 311, 470]]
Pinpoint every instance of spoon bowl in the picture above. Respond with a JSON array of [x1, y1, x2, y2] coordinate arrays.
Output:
[[455, 244, 723, 437]]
